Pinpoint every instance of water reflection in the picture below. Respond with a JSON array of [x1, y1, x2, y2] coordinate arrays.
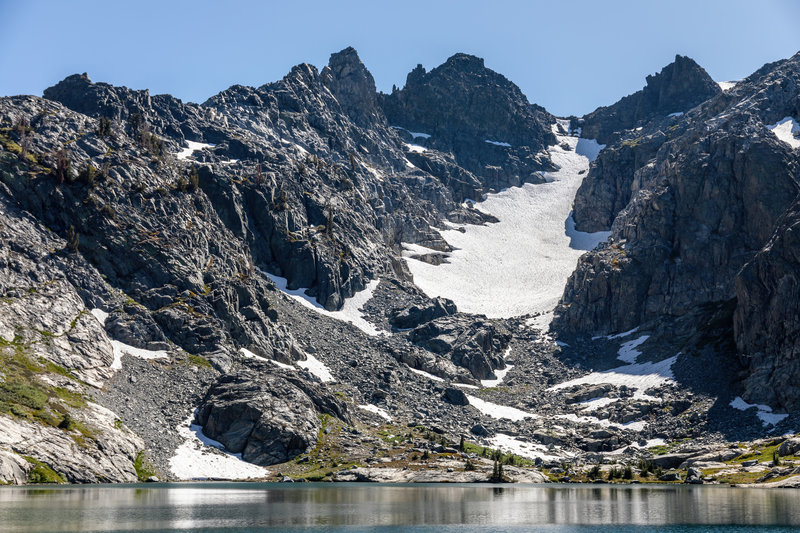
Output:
[[1, 483, 799, 531]]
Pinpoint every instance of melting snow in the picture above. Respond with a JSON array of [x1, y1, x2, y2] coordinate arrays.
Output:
[[768, 117, 800, 149], [176, 140, 215, 160], [358, 404, 392, 421], [260, 270, 382, 336], [730, 397, 789, 427], [403, 132, 609, 319], [169, 413, 270, 480], [549, 355, 678, 402], [667, 112, 684, 117], [485, 140, 512, 147], [297, 352, 334, 383], [617, 335, 649, 364], [489, 433, 570, 462], [465, 394, 537, 421]]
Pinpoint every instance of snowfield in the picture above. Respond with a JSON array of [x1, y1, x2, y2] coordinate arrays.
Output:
[[403, 129, 609, 319]]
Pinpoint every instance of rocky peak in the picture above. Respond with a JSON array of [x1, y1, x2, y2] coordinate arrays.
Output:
[[578, 55, 721, 144], [321, 47, 383, 127], [379, 53, 555, 188], [639, 55, 721, 116]]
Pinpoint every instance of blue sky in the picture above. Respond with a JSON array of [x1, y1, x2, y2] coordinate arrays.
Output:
[[1, 0, 799, 116]]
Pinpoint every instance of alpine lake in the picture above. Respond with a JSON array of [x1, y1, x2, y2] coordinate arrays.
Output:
[[1, 482, 800, 532]]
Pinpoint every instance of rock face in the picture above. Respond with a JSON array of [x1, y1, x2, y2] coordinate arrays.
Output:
[[556, 53, 800, 337], [735, 200, 800, 410], [381, 53, 556, 189], [578, 55, 721, 145], [572, 56, 722, 232], [195, 366, 350, 466]]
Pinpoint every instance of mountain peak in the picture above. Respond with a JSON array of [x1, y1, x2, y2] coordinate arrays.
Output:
[[321, 46, 381, 126]]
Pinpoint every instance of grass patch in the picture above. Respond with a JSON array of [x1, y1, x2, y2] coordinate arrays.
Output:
[[730, 443, 782, 465], [24, 456, 65, 484], [185, 354, 212, 369]]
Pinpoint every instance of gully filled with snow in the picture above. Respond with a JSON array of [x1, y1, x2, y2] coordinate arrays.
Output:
[[403, 124, 609, 320]]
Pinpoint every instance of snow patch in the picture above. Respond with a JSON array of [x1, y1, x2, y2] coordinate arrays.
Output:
[[768, 117, 800, 149], [485, 140, 512, 147], [608, 327, 639, 340], [480, 364, 513, 388], [717, 81, 737, 91], [239, 348, 295, 370], [92, 308, 168, 370], [109, 341, 168, 370], [358, 404, 392, 421], [617, 335, 649, 364], [169, 412, 270, 481], [489, 433, 570, 462], [578, 397, 620, 411], [176, 140, 215, 161], [260, 270, 382, 336], [90, 308, 109, 325], [465, 395, 537, 421], [297, 352, 334, 383], [667, 112, 684, 118], [404, 143, 427, 153], [549, 355, 678, 402], [391, 126, 431, 139], [403, 134, 610, 318], [408, 367, 445, 382], [555, 413, 647, 431], [730, 397, 789, 427]]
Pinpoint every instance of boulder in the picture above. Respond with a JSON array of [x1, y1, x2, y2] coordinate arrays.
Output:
[[196, 366, 349, 466]]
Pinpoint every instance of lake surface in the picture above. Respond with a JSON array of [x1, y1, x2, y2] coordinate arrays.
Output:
[[1, 482, 800, 532]]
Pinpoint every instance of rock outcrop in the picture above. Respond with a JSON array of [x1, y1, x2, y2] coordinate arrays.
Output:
[[195, 365, 350, 466], [381, 53, 556, 189], [577, 55, 721, 145], [557, 53, 800, 336]]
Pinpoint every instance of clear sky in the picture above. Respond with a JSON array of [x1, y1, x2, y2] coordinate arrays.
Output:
[[1, 0, 799, 116]]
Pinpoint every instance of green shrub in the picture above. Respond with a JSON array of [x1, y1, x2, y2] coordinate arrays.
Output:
[[134, 451, 157, 482]]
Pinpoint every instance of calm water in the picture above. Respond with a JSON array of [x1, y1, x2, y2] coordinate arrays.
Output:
[[1, 482, 799, 532]]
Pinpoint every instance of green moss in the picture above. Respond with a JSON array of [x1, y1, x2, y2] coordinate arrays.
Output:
[[24, 457, 65, 484], [134, 451, 157, 482], [185, 354, 212, 369]]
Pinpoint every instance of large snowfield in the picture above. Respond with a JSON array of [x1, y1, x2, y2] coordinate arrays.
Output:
[[403, 126, 609, 319]]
